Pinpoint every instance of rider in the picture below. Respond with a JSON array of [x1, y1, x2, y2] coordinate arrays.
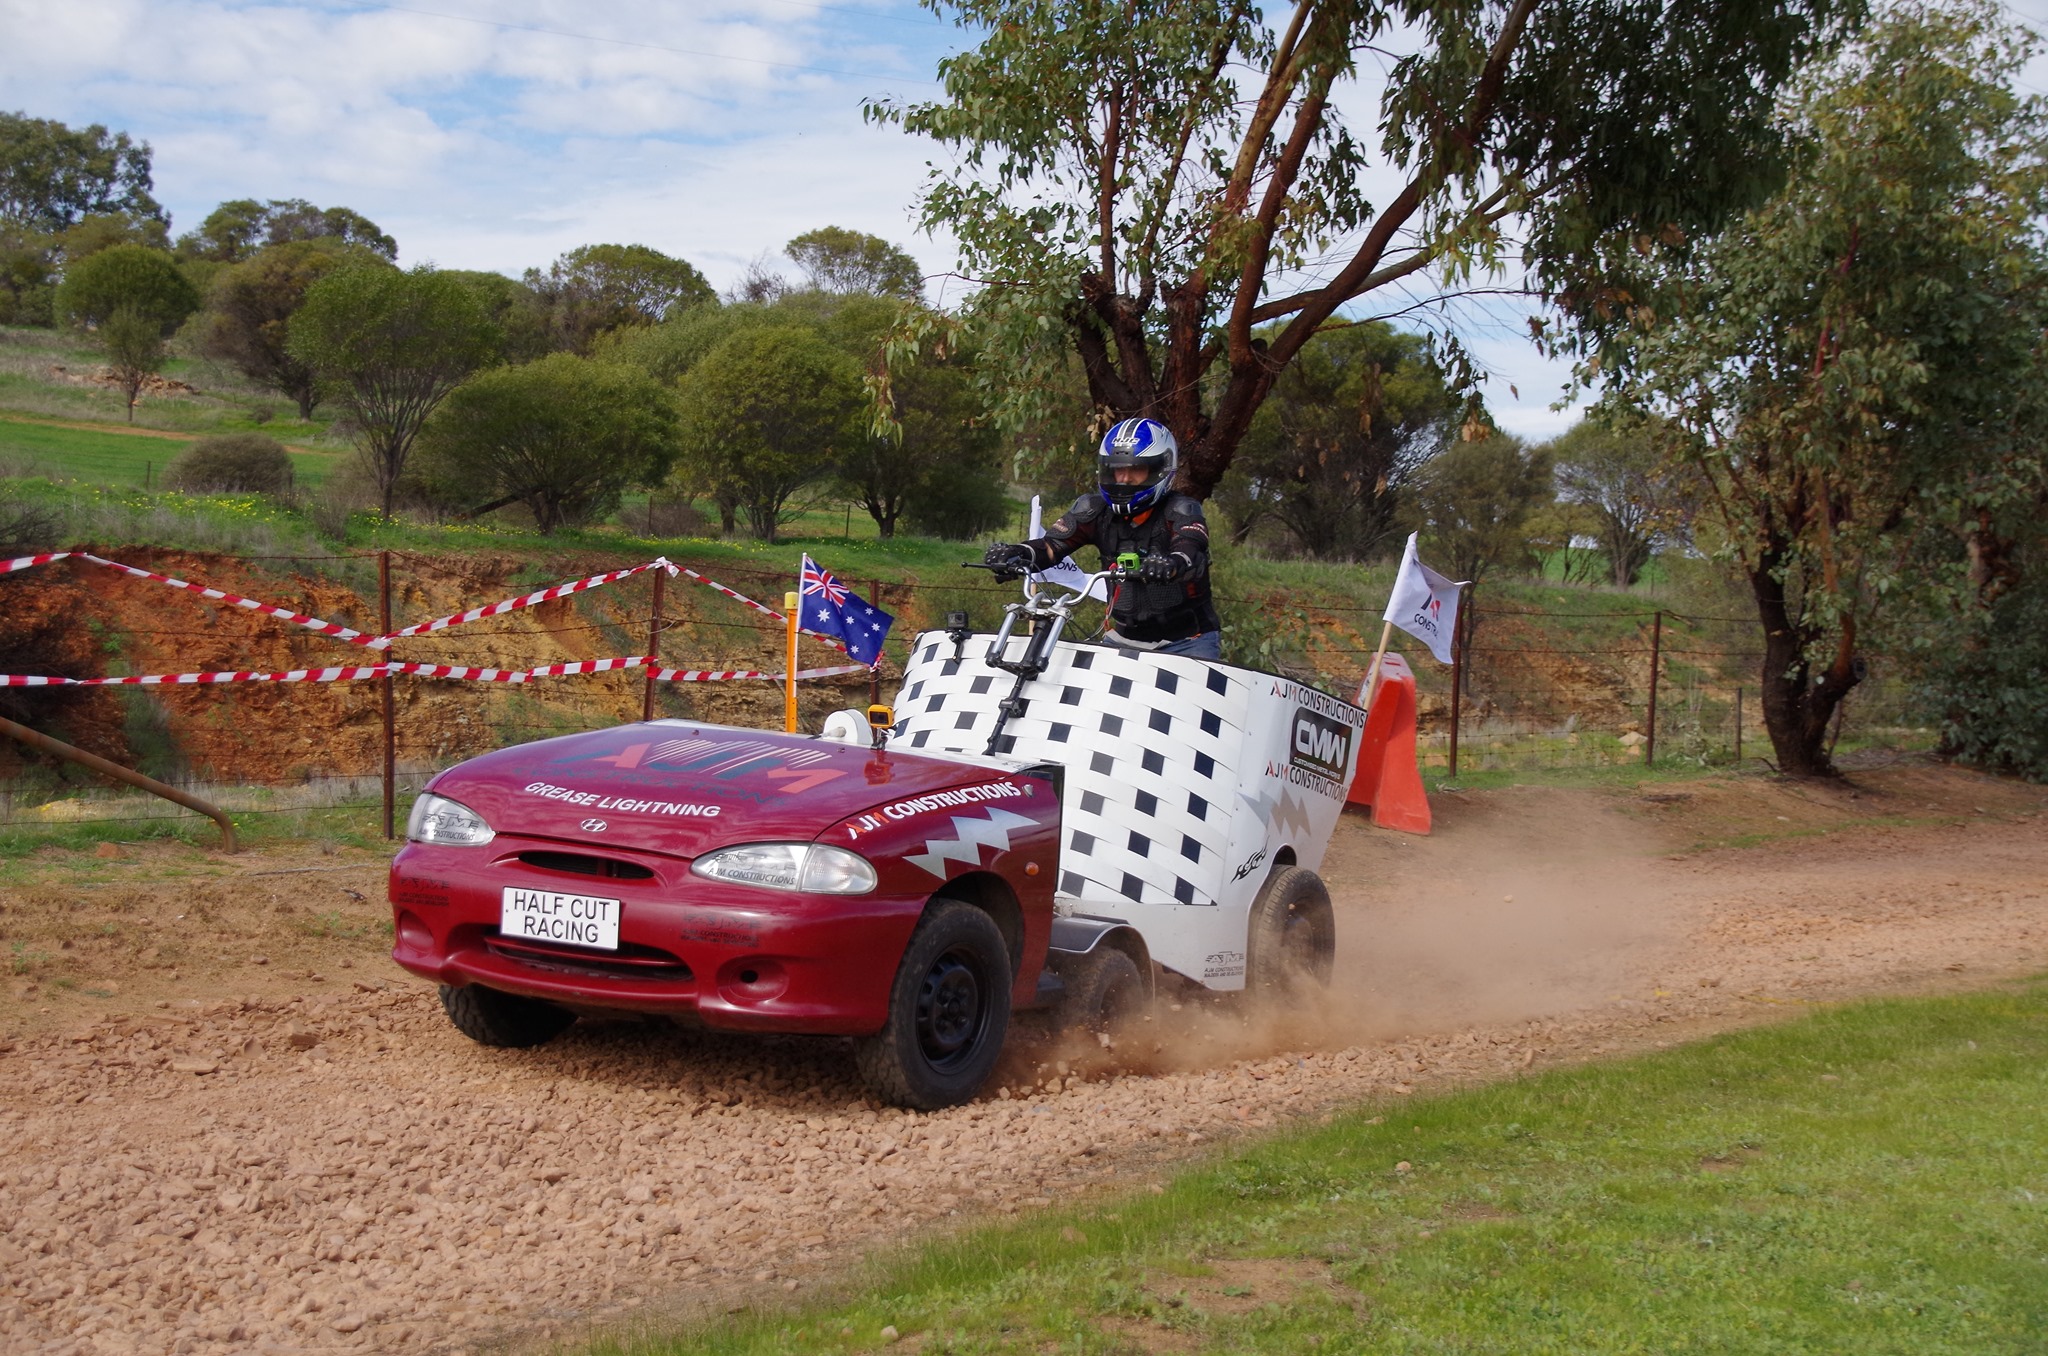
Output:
[[984, 417, 1222, 660]]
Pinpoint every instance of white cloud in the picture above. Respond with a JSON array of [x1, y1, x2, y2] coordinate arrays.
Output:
[[0, 0, 952, 274]]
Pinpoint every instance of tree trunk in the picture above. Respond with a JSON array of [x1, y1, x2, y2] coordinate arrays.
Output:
[[295, 385, 318, 421], [1748, 552, 1859, 777]]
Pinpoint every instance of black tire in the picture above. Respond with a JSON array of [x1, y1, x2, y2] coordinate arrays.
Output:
[[439, 983, 576, 1049], [855, 900, 1011, 1110], [1053, 946, 1148, 1037], [1244, 866, 1336, 1003]]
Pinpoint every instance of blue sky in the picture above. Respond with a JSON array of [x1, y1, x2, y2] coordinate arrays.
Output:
[[6, 0, 2045, 440]]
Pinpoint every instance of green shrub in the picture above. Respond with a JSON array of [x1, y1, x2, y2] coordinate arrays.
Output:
[[1927, 577, 2048, 781], [162, 432, 294, 495]]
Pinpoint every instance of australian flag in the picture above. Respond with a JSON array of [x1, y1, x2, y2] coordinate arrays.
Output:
[[800, 554, 894, 666]]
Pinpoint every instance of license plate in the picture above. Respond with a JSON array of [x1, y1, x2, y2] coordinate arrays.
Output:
[[500, 887, 622, 952]]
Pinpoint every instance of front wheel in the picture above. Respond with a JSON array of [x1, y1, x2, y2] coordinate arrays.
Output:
[[1244, 867, 1335, 1003], [855, 901, 1011, 1110], [439, 983, 576, 1048]]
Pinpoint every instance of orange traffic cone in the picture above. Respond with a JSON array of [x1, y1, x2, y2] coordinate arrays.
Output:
[[1347, 652, 1431, 834]]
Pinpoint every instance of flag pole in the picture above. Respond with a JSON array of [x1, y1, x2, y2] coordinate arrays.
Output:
[[784, 590, 800, 733], [1362, 620, 1394, 711]]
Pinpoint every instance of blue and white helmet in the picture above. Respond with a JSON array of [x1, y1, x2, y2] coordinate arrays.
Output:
[[1097, 417, 1178, 518]]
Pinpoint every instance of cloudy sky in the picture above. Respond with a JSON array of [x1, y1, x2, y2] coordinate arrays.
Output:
[[7, 0, 2047, 440]]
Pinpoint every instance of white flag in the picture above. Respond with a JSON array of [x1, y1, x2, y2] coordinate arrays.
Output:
[[1026, 496, 1107, 600], [1383, 532, 1467, 665]]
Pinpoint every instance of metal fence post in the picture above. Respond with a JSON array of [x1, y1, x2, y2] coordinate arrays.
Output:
[[643, 567, 665, 722], [380, 550, 395, 840], [1644, 610, 1663, 767]]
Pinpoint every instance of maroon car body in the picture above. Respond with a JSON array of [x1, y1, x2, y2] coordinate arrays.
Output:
[[389, 721, 1060, 1035]]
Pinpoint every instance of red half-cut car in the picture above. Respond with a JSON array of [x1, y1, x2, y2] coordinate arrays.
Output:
[[391, 720, 1064, 1108]]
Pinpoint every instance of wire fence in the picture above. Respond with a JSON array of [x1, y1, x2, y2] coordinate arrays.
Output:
[[0, 549, 1938, 842]]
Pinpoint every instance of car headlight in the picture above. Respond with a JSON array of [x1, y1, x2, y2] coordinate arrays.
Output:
[[406, 792, 495, 847], [691, 843, 878, 894]]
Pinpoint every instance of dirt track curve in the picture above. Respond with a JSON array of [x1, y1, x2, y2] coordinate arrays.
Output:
[[1, 762, 2043, 1355]]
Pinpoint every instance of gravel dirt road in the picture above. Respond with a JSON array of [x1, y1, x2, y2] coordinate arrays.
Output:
[[1, 760, 2042, 1355]]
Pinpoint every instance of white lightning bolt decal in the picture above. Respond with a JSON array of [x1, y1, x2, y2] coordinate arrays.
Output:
[[906, 807, 1038, 878]]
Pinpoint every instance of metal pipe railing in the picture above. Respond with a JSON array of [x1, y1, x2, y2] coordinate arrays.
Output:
[[0, 714, 238, 852]]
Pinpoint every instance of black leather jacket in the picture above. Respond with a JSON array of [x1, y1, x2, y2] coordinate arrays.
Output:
[[1022, 492, 1219, 643]]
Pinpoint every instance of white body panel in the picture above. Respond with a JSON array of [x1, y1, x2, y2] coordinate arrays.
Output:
[[889, 632, 1364, 989]]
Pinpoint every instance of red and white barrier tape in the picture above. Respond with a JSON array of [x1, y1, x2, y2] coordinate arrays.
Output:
[[3, 551, 877, 667], [3, 551, 374, 644], [0, 658, 653, 687], [0, 657, 874, 688], [652, 663, 871, 683], [375, 559, 678, 648]]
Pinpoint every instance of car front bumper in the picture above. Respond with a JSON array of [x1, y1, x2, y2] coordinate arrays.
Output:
[[389, 840, 923, 1034]]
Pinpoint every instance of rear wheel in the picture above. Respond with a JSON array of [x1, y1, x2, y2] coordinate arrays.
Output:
[[856, 901, 1011, 1110], [1244, 867, 1335, 1003], [1053, 946, 1148, 1038], [439, 983, 576, 1048]]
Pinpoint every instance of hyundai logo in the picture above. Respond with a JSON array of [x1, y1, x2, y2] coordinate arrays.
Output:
[[579, 819, 609, 833]]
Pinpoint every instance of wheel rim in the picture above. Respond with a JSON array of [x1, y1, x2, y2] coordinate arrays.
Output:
[[915, 947, 990, 1072]]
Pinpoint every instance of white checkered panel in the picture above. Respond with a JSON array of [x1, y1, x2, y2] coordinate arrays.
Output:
[[891, 631, 1364, 989]]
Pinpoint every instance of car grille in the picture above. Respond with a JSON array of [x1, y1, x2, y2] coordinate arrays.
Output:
[[515, 849, 656, 880], [485, 931, 693, 982]]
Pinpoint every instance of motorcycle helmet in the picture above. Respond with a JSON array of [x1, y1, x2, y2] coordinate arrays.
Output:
[[1097, 417, 1178, 518]]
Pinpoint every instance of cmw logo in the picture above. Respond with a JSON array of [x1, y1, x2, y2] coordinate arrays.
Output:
[[1290, 709, 1352, 779]]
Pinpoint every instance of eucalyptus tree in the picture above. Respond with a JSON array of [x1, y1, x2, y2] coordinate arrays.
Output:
[[1601, 0, 2048, 776], [287, 266, 500, 518], [871, 0, 1857, 498]]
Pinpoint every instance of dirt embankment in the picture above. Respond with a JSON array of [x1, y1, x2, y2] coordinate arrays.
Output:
[[0, 550, 879, 787], [0, 762, 2041, 1355]]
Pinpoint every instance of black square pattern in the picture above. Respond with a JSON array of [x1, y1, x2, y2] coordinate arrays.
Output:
[[1070, 831, 1095, 855], [1201, 710, 1222, 737], [1100, 713, 1123, 736], [1119, 872, 1144, 902], [1155, 669, 1178, 693], [970, 675, 992, 694], [1134, 791, 1156, 815], [1127, 831, 1149, 858], [1142, 750, 1165, 775], [1180, 834, 1201, 862], [1109, 675, 1132, 698], [1049, 723, 1071, 742], [1081, 791, 1104, 814], [1148, 709, 1172, 734], [1188, 792, 1208, 820], [1091, 752, 1115, 775], [1207, 667, 1229, 695]]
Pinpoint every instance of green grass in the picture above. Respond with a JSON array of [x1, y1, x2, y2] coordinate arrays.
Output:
[[595, 982, 2048, 1355], [0, 323, 346, 439], [0, 413, 344, 489]]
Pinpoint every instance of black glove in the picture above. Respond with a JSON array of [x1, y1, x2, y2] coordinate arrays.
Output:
[[1139, 551, 1185, 583], [983, 542, 1034, 580]]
